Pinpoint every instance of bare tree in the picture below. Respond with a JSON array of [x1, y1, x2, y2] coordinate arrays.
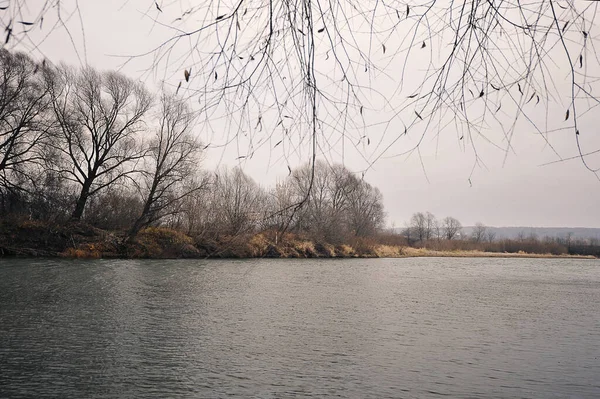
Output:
[[0, 49, 53, 193], [347, 180, 385, 237], [410, 212, 426, 242], [49, 66, 152, 220], [262, 179, 298, 235], [410, 211, 438, 242], [329, 165, 358, 227], [432, 218, 442, 241], [211, 167, 264, 236], [471, 222, 488, 244], [127, 92, 207, 241], [173, 182, 214, 237], [409, 212, 427, 242], [425, 212, 436, 241], [442, 216, 462, 240], [402, 223, 414, 245], [277, 161, 385, 242], [290, 161, 338, 240]]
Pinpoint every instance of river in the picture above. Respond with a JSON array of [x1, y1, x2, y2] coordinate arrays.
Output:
[[1, 257, 599, 398]]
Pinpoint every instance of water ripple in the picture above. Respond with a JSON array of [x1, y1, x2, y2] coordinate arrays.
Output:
[[1, 257, 599, 398]]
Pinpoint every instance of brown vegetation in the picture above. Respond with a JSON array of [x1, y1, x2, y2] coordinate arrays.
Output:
[[0, 49, 388, 260], [1, 218, 597, 260]]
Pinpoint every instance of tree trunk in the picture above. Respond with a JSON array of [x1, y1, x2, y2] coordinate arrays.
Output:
[[126, 216, 147, 243], [125, 192, 155, 243], [71, 181, 92, 220]]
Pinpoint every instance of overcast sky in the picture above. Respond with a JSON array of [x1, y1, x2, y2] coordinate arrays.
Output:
[[9, 0, 600, 228]]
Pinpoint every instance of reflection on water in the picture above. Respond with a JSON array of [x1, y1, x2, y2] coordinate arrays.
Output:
[[1, 257, 599, 398]]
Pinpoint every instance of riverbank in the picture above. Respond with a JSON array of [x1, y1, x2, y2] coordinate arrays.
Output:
[[389, 246, 595, 259], [0, 220, 596, 259]]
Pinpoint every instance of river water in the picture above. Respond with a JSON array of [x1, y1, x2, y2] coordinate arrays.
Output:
[[1, 257, 599, 398]]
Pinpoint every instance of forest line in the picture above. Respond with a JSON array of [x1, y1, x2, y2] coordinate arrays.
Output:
[[1, 49, 598, 258]]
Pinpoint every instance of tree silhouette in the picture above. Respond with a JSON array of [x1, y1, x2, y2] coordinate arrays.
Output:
[[49, 66, 152, 220], [2, 0, 599, 179]]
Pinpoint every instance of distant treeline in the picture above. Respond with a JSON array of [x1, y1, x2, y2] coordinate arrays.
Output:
[[460, 226, 600, 242], [0, 49, 384, 247], [396, 212, 600, 257]]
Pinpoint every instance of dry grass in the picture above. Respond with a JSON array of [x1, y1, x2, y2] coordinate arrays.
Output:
[[384, 246, 596, 259], [373, 245, 402, 258], [129, 227, 199, 258], [336, 244, 356, 257], [244, 233, 357, 258], [61, 245, 101, 258], [293, 240, 317, 257], [200, 234, 595, 260], [247, 234, 270, 257]]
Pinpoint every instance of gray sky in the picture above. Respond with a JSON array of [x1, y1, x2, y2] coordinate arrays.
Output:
[[10, 0, 600, 228]]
